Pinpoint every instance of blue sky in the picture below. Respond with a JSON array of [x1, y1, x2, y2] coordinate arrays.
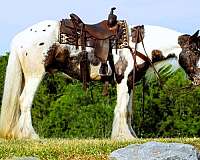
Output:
[[0, 0, 199, 55]]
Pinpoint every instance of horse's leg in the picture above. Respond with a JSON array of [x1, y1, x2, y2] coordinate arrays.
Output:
[[13, 74, 44, 139], [111, 48, 137, 140], [127, 90, 137, 137], [111, 78, 136, 140]]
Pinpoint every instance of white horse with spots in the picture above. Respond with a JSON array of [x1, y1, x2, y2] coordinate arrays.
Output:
[[0, 19, 183, 139]]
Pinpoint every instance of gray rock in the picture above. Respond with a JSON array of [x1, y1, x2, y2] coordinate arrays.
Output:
[[109, 141, 200, 160]]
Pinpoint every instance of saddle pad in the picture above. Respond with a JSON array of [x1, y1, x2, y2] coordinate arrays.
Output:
[[113, 20, 129, 49]]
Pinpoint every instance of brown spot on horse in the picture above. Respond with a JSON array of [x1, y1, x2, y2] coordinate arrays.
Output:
[[178, 30, 200, 85], [44, 43, 70, 74], [151, 49, 165, 63], [115, 56, 128, 83]]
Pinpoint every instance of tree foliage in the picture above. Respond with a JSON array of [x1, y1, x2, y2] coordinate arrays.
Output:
[[0, 53, 8, 105]]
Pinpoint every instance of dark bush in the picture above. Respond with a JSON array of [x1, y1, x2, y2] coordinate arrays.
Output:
[[0, 53, 8, 106], [32, 74, 116, 138]]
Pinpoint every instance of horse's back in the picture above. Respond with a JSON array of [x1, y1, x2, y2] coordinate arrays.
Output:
[[12, 20, 59, 47], [10, 20, 60, 76], [142, 25, 182, 50]]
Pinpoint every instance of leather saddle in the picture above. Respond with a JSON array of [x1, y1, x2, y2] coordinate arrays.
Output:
[[60, 7, 120, 63], [60, 7, 126, 93], [70, 13, 118, 40]]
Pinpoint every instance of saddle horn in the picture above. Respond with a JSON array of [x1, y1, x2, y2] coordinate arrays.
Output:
[[107, 7, 117, 27]]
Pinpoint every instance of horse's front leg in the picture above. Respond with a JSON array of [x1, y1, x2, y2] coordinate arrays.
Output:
[[111, 48, 138, 140], [127, 90, 137, 137], [111, 76, 136, 140]]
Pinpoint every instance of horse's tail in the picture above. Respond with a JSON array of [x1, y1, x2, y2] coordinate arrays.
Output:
[[0, 42, 22, 138]]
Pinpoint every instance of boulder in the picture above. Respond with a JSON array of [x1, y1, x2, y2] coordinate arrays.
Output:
[[109, 141, 200, 160]]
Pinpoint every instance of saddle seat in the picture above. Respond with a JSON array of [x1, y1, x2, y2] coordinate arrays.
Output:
[[85, 21, 118, 40], [70, 13, 118, 40]]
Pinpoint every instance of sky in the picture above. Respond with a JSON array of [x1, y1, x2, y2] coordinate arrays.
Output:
[[0, 0, 199, 55]]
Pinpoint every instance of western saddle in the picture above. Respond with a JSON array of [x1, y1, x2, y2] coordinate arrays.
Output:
[[59, 8, 154, 94], [60, 7, 128, 92]]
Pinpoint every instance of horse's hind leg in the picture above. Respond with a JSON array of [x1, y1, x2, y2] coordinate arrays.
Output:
[[13, 74, 44, 139]]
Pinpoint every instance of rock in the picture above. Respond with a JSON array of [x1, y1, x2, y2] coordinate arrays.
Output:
[[109, 141, 200, 160]]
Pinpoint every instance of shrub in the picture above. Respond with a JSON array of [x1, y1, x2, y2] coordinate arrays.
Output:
[[32, 74, 116, 138]]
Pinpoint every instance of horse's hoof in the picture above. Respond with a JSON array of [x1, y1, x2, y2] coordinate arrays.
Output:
[[31, 133, 40, 140]]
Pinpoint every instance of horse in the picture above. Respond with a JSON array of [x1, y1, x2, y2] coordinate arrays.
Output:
[[178, 30, 200, 85], [0, 17, 184, 140]]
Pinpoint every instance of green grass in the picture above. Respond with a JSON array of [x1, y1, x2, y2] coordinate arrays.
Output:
[[0, 138, 200, 160]]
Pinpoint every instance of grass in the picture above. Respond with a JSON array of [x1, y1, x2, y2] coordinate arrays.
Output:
[[0, 138, 200, 159]]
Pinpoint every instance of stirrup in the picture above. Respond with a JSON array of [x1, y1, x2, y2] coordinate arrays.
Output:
[[99, 63, 108, 76]]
